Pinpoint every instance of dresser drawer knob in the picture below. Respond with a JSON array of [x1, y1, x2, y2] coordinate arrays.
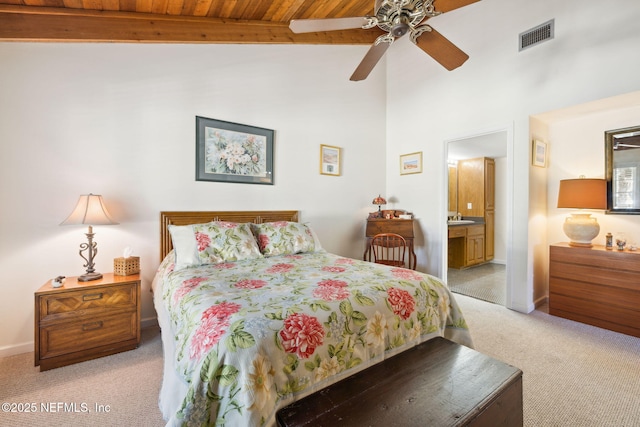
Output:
[[82, 293, 103, 301], [82, 321, 103, 331]]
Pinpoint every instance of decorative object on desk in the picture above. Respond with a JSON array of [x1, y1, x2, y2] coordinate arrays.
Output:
[[615, 233, 627, 251], [51, 276, 65, 288], [196, 116, 274, 185], [606, 232, 613, 250], [532, 139, 547, 167], [400, 151, 422, 175], [60, 194, 118, 282], [557, 177, 606, 248], [320, 144, 341, 176], [114, 246, 140, 276], [372, 195, 387, 214]]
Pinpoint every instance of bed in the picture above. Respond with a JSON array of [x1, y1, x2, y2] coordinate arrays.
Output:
[[152, 210, 473, 426]]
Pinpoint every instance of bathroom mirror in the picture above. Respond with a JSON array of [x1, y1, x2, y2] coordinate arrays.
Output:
[[605, 125, 640, 214]]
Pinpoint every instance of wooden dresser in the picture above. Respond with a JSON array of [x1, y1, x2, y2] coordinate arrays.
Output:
[[364, 218, 416, 270], [549, 243, 640, 338], [34, 273, 141, 371]]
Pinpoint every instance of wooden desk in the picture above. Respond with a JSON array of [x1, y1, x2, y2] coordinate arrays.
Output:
[[364, 219, 416, 270]]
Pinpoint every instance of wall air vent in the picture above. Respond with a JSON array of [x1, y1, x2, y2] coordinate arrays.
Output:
[[519, 19, 554, 51]]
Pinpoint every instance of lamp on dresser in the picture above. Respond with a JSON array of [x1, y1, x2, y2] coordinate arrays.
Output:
[[60, 193, 118, 281], [557, 177, 606, 248]]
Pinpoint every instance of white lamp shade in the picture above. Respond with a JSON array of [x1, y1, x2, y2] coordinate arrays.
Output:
[[60, 194, 118, 226]]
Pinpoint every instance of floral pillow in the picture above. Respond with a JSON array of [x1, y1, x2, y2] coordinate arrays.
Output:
[[168, 221, 262, 270], [252, 221, 316, 257]]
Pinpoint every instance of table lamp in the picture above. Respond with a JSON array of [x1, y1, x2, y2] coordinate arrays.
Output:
[[60, 194, 118, 281], [372, 195, 387, 213], [557, 178, 606, 248]]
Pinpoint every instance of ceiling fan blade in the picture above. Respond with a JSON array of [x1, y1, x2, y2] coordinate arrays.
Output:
[[434, 0, 481, 13], [412, 27, 469, 71], [350, 36, 394, 81], [290, 17, 371, 34]]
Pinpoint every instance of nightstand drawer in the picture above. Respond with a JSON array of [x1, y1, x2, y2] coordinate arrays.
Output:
[[38, 283, 137, 323], [39, 311, 138, 360]]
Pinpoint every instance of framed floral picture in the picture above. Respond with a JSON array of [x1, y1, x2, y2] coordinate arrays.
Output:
[[320, 144, 341, 176], [400, 151, 423, 175], [196, 116, 274, 184]]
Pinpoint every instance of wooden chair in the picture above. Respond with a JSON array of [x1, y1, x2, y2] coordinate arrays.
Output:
[[370, 233, 407, 268]]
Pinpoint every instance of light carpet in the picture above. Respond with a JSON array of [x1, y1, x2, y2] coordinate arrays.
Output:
[[1, 295, 639, 426]]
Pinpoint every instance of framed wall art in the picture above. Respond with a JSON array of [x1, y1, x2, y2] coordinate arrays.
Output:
[[400, 152, 423, 175], [196, 116, 274, 185], [320, 144, 341, 176], [532, 139, 547, 167]]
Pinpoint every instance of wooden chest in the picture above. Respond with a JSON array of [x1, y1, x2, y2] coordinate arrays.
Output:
[[34, 273, 141, 371], [277, 337, 523, 427]]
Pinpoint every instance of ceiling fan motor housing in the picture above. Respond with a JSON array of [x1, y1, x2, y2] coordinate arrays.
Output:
[[375, 0, 432, 36]]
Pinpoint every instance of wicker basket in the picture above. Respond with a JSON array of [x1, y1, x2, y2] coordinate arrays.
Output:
[[114, 256, 140, 276]]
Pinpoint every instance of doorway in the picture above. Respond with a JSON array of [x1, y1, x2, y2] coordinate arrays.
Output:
[[443, 128, 511, 307]]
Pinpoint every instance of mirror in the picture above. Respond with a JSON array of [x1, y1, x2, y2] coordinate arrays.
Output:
[[605, 125, 640, 214]]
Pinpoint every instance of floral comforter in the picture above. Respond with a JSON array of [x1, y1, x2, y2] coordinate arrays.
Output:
[[154, 250, 472, 426]]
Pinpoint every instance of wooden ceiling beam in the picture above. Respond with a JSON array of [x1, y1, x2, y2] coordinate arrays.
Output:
[[0, 5, 382, 43]]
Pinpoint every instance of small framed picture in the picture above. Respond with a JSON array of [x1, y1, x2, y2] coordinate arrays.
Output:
[[400, 152, 423, 175], [320, 144, 341, 176], [532, 139, 547, 167]]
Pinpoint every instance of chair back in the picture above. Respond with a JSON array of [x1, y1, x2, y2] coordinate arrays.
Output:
[[371, 233, 407, 268]]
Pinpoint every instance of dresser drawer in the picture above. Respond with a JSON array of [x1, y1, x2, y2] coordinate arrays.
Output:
[[38, 283, 137, 324], [38, 311, 138, 360]]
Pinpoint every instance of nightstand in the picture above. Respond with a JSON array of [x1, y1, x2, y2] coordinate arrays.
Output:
[[34, 273, 141, 371]]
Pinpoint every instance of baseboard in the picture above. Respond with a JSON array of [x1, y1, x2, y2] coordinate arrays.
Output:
[[0, 342, 33, 359], [141, 316, 159, 329]]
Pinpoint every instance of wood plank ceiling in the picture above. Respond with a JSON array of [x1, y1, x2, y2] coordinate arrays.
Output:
[[0, 0, 385, 44]]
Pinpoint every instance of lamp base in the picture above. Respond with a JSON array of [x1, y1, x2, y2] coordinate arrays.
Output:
[[78, 272, 103, 282], [563, 213, 600, 248]]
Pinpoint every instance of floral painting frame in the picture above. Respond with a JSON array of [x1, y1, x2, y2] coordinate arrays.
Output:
[[196, 116, 274, 185], [400, 151, 423, 175]]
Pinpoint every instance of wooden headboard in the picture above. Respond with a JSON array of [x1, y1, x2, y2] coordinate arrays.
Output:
[[159, 210, 299, 261]]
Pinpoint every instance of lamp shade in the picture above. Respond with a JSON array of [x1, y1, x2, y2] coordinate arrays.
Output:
[[372, 195, 387, 206], [60, 194, 118, 226], [557, 178, 606, 210]]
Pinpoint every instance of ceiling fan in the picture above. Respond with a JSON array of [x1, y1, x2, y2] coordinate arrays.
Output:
[[289, 0, 480, 81]]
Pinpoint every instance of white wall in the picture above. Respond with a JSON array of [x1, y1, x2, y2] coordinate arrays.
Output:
[[544, 100, 640, 249], [385, 0, 640, 312], [0, 43, 387, 355]]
